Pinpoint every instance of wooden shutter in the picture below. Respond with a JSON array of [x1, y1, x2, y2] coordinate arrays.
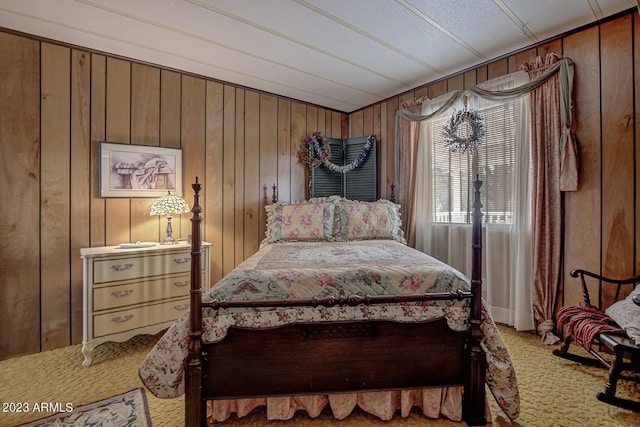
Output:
[[344, 136, 376, 201], [310, 138, 343, 198], [310, 135, 377, 201]]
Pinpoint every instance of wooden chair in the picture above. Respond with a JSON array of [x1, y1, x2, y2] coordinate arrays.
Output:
[[553, 269, 640, 412]]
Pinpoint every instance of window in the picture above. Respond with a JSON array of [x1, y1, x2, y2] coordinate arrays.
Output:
[[310, 136, 377, 201], [429, 101, 530, 224], [415, 72, 534, 332]]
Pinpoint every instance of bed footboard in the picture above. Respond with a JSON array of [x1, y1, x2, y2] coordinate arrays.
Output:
[[203, 319, 468, 399]]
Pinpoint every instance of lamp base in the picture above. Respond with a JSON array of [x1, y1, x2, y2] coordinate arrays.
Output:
[[161, 214, 179, 244], [161, 236, 179, 245]]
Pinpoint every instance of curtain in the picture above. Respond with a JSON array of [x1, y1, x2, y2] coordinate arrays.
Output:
[[414, 92, 464, 255], [395, 54, 577, 342], [396, 98, 424, 247], [522, 54, 568, 344], [414, 72, 535, 331], [395, 93, 463, 247], [472, 72, 534, 331]]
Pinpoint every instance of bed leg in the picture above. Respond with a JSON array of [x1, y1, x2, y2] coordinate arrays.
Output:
[[185, 349, 203, 427], [465, 331, 487, 426], [465, 177, 487, 426]]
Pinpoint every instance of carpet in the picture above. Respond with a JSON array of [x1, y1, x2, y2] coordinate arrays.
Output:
[[16, 388, 152, 427], [1, 328, 639, 427]]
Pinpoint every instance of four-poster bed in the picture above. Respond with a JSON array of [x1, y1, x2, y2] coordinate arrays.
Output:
[[139, 178, 519, 426]]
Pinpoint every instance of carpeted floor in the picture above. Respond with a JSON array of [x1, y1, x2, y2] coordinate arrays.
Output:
[[0, 325, 639, 427]]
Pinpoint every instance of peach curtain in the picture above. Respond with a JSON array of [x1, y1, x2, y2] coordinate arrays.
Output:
[[396, 98, 423, 247], [521, 53, 569, 344]]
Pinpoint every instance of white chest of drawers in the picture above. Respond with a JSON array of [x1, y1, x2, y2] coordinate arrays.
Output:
[[80, 241, 211, 366]]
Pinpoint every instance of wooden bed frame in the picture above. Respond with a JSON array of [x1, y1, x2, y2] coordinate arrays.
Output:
[[184, 178, 487, 426]]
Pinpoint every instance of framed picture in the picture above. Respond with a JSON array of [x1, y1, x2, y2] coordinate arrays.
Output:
[[99, 142, 183, 198]]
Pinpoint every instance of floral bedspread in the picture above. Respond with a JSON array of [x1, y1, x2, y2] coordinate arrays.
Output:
[[139, 240, 520, 421]]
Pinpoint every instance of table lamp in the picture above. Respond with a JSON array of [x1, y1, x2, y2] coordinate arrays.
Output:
[[150, 191, 191, 244]]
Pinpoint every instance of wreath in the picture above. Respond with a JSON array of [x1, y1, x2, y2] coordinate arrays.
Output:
[[298, 132, 330, 167], [443, 108, 485, 153], [298, 132, 374, 173]]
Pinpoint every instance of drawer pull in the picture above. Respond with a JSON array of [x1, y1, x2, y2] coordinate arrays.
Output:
[[111, 314, 133, 323], [174, 281, 190, 287], [112, 289, 134, 298], [174, 257, 190, 264], [174, 303, 189, 311], [111, 263, 134, 272]]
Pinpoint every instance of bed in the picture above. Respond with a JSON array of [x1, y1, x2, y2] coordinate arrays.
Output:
[[139, 178, 520, 426]]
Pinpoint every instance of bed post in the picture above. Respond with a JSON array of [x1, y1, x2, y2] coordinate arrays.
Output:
[[465, 176, 487, 425], [185, 177, 204, 427]]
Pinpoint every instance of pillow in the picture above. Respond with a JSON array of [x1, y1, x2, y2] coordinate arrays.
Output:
[[262, 200, 336, 245], [605, 285, 640, 345], [307, 195, 344, 239], [343, 199, 406, 243], [280, 202, 327, 240]]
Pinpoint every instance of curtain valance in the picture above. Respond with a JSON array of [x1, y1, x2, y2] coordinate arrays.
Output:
[[394, 56, 577, 192]]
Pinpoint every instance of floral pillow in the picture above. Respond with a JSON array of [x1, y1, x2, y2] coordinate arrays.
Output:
[[262, 200, 335, 245], [307, 195, 344, 239], [605, 285, 640, 345], [280, 203, 326, 240], [343, 199, 406, 243]]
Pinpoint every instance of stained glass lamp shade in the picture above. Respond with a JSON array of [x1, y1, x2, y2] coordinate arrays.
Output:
[[150, 191, 191, 244]]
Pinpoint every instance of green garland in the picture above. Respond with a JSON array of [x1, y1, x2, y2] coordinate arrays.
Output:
[[298, 132, 374, 173]]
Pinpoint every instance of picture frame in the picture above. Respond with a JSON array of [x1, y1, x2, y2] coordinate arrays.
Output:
[[99, 142, 183, 198]]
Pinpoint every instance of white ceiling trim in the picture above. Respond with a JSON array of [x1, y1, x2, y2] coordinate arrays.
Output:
[[0, 1, 365, 110], [185, 0, 407, 89], [294, 0, 444, 76], [0, 0, 635, 112], [493, 0, 539, 42], [396, 0, 487, 61], [74, 0, 381, 104], [587, 0, 606, 19]]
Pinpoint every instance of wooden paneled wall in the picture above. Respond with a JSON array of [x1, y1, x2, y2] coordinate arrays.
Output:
[[0, 30, 347, 359], [352, 10, 640, 311], [1, 9, 639, 358]]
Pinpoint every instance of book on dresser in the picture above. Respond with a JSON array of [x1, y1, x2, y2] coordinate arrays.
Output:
[[80, 241, 211, 367]]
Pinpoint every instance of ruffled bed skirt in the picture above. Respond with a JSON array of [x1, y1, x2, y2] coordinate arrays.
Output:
[[208, 387, 489, 423]]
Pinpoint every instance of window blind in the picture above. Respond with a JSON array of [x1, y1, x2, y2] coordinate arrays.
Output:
[[430, 102, 527, 224]]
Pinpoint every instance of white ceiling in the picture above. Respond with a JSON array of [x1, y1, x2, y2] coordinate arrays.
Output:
[[0, 0, 636, 112]]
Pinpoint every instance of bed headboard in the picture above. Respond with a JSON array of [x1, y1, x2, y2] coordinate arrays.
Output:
[[269, 182, 396, 204]]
